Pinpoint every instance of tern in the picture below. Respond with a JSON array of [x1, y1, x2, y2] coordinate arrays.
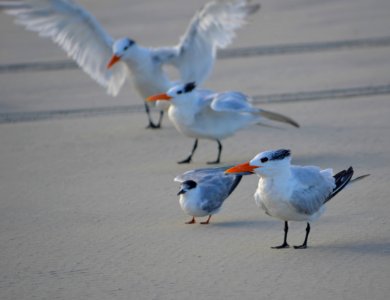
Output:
[[225, 149, 369, 249], [175, 166, 243, 224], [147, 83, 300, 164], [3, 0, 259, 128]]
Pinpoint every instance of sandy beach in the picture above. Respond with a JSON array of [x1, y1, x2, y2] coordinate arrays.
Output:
[[1, 1, 390, 299]]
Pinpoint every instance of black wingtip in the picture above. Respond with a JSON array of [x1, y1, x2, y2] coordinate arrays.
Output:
[[326, 166, 354, 203]]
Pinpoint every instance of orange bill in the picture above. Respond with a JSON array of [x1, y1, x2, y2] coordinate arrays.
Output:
[[225, 162, 259, 174], [146, 93, 172, 102], [107, 55, 121, 69]]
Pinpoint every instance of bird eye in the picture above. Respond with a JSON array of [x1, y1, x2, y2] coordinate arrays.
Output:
[[177, 90, 182, 94], [261, 157, 268, 163], [124, 46, 128, 51]]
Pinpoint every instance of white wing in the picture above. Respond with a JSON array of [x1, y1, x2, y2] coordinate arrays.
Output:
[[209, 91, 258, 112], [154, 0, 259, 85], [4, 0, 128, 96]]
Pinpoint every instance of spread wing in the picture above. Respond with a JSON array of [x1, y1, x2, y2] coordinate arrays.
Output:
[[290, 166, 335, 215], [4, 0, 128, 96], [153, 0, 259, 85]]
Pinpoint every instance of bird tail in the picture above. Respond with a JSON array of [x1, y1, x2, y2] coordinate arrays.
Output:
[[257, 109, 300, 128], [350, 174, 370, 184], [325, 167, 369, 203]]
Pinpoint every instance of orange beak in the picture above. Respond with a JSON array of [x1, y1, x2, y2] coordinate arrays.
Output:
[[107, 55, 121, 69], [225, 162, 259, 174], [146, 93, 172, 102]]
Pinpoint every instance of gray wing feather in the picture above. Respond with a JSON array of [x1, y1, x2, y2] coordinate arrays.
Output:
[[290, 166, 335, 215], [175, 166, 241, 213], [210, 92, 258, 113], [175, 166, 233, 182]]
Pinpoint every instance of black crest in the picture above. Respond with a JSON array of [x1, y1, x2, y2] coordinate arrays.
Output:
[[182, 180, 197, 189], [270, 149, 291, 161], [127, 38, 135, 46], [184, 82, 196, 93]]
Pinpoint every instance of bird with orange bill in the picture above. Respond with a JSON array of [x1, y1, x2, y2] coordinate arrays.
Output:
[[4, 0, 259, 128], [225, 149, 369, 249], [147, 83, 299, 164]]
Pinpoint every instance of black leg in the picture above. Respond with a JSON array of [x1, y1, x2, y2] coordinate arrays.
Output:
[[294, 223, 310, 249], [272, 221, 290, 249], [185, 217, 196, 224], [144, 102, 160, 129], [178, 139, 198, 164], [156, 110, 164, 128], [207, 139, 222, 164]]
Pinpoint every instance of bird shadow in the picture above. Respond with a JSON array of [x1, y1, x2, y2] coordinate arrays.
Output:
[[211, 219, 270, 229], [314, 240, 390, 256]]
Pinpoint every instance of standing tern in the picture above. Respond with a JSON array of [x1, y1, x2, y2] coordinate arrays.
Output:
[[175, 166, 243, 224], [147, 82, 300, 164], [225, 149, 369, 249], [3, 0, 259, 128]]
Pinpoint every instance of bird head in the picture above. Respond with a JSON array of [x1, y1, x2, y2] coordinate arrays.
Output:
[[225, 149, 292, 177], [177, 180, 197, 196], [146, 82, 197, 103], [107, 38, 136, 69]]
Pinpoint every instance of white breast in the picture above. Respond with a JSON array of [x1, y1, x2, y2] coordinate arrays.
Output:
[[254, 177, 310, 221], [179, 189, 209, 217]]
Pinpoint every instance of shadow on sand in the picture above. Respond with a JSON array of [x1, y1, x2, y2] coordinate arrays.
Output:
[[315, 240, 390, 256]]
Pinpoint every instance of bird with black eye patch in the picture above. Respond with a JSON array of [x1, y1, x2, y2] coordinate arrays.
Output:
[[225, 149, 369, 249], [4, 0, 259, 129], [174, 166, 243, 224], [147, 83, 299, 164]]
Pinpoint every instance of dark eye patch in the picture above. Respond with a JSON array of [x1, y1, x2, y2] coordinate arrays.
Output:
[[177, 90, 182, 94], [261, 157, 268, 163]]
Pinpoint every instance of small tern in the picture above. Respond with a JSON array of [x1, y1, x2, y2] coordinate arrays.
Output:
[[3, 0, 259, 128], [225, 149, 369, 249], [175, 166, 243, 224], [147, 83, 299, 164]]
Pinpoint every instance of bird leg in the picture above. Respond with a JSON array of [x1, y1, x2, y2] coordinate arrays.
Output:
[[294, 223, 310, 249], [178, 139, 198, 164], [144, 102, 160, 129], [185, 217, 196, 224], [200, 215, 212, 225], [272, 221, 290, 249], [155, 110, 164, 128], [207, 140, 222, 164]]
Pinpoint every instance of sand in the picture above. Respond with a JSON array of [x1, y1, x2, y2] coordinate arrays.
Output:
[[0, 1, 390, 299]]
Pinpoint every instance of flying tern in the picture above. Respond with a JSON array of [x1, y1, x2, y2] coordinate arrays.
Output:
[[225, 149, 369, 249], [147, 82, 300, 164], [3, 0, 259, 128], [175, 166, 243, 224]]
